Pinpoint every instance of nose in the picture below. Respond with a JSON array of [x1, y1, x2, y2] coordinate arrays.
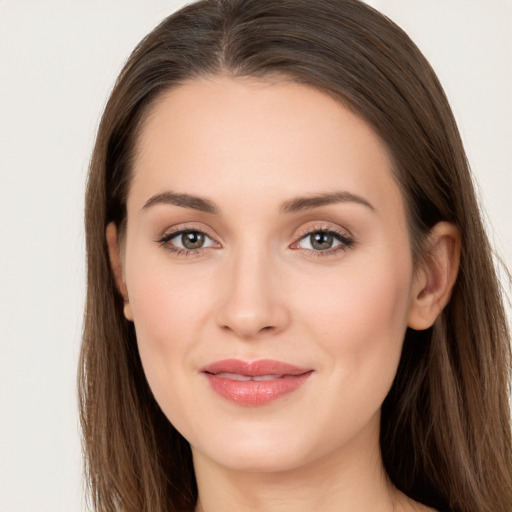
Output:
[[215, 248, 291, 339]]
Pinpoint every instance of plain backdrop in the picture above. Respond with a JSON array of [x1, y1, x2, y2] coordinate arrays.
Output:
[[0, 1, 510, 510]]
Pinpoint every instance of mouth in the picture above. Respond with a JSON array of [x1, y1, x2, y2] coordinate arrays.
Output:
[[211, 372, 292, 381], [200, 359, 313, 406]]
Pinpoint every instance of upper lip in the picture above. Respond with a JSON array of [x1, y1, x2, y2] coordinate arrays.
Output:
[[201, 359, 312, 377]]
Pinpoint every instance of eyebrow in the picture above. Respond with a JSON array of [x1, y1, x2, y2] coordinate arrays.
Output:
[[142, 190, 375, 215], [142, 191, 218, 214], [280, 191, 375, 213]]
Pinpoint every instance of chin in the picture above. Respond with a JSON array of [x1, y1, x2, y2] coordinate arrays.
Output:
[[188, 416, 333, 474], [198, 441, 311, 474]]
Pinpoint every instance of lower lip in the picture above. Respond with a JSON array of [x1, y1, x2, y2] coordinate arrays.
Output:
[[204, 372, 313, 406]]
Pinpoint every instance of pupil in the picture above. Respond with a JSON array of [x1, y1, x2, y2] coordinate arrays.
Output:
[[311, 232, 333, 250], [182, 232, 204, 249]]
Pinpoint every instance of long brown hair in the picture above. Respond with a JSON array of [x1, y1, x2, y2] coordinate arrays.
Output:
[[79, 1, 512, 510]]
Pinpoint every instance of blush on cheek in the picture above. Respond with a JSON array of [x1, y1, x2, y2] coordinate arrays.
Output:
[[128, 268, 210, 374]]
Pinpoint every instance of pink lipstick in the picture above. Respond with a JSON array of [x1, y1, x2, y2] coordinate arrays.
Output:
[[201, 359, 313, 406]]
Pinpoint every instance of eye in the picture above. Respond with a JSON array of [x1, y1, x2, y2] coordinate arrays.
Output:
[[293, 228, 354, 254], [159, 229, 219, 253]]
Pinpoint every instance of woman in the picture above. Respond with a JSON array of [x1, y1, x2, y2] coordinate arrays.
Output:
[[78, 0, 512, 511]]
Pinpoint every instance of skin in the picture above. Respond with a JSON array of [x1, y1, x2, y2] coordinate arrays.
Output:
[[107, 77, 459, 512]]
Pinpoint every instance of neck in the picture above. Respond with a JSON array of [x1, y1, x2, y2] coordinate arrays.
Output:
[[193, 418, 406, 512]]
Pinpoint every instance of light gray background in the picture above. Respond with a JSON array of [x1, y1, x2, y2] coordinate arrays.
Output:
[[0, 1, 510, 510]]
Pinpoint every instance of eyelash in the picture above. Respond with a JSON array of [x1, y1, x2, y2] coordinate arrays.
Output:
[[157, 226, 355, 257], [291, 226, 355, 257], [157, 227, 219, 257]]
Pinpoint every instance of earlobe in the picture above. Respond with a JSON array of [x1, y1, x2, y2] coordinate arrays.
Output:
[[123, 302, 133, 321], [407, 222, 460, 330], [106, 222, 133, 321]]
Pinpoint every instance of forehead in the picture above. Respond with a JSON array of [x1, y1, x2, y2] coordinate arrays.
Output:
[[129, 76, 403, 216]]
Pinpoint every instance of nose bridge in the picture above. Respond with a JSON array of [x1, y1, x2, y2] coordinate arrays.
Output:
[[216, 242, 289, 338]]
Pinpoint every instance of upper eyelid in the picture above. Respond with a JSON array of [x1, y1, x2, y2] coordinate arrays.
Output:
[[158, 223, 219, 241], [294, 223, 353, 240]]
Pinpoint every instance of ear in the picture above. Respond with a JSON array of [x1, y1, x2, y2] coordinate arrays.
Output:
[[106, 222, 133, 321], [407, 222, 460, 330]]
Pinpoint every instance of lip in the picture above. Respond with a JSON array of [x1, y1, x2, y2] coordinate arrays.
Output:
[[200, 359, 313, 406]]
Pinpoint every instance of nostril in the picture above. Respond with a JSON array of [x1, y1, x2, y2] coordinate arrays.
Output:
[[215, 292, 291, 338]]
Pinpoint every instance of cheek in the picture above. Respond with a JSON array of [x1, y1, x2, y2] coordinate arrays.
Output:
[[125, 269, 215, 441], [123, 249, 213, 392], [290, 252, 414, 449], [125, 233, 216, 333], [300, 250, 413, 382]]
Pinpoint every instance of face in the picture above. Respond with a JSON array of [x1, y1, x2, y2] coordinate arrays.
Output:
[[118, 77, 421, 474]]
